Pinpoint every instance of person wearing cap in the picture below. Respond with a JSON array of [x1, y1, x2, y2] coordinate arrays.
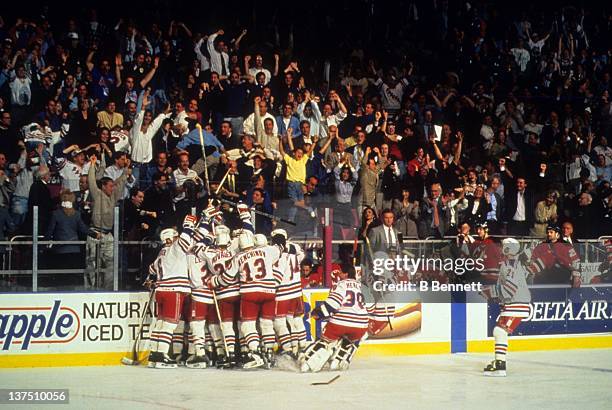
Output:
[[530, 191, 558, 237]]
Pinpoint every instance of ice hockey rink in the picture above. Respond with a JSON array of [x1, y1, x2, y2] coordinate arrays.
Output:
[[1, 349, 611, 410]]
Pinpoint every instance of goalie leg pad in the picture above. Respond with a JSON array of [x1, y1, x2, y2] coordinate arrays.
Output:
[[300, 340, 333, 373], [329, 338, 358, 371]]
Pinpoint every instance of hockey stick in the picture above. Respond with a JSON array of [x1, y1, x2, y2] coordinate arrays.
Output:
[[121, 289, 155, 365], [216, 197, 297, 226], [211, 289, 230, 356], [214, 168, 232, 196], [311, 374, 341, 385], [195, 123, 211, 193]]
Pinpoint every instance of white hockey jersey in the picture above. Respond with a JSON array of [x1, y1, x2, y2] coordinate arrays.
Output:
[[187, 252, 214, 304], [275, 243, 305, 301], [149, 231, 195, 293], [324, 279, 394, 329], [202, 246, 239, 300], [497, 258, 531, 304], [233, 245, 282, 294]]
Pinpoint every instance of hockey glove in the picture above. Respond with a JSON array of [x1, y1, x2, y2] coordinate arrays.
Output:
[[183, 215, 198, 230]]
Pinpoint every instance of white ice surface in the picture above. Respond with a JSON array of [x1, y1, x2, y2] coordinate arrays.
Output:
[[1, 349, 611, 410]]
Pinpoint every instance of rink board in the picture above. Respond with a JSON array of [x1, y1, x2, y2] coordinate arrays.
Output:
[[0, 289, 611, 368]]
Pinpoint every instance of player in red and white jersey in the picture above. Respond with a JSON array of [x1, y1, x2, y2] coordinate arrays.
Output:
[[528, 225, 581, 287], [472, 222, 503, 283], [146, 216, 199, 369], [480, 238, 532, 377], [201, 225, 240, 368], [270, 229, 307, 356], [300, 263, 392, 372], [184, 244, 215, 369], [214, 204, 282, 368]]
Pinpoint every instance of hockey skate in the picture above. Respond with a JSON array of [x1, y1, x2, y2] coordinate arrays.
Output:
[[483, 360, 507, 377], [242, 351, 265, 369], [185, 354, 208, 369], [262, 348, 275, 369], [173, 353, 187, 367], [147, 352, 178, 369], [217, 352, 238, 369]]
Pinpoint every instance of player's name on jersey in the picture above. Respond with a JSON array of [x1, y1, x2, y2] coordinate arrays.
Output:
[[372, 280, 483, 293]]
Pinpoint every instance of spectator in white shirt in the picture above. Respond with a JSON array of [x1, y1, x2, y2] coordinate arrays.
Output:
[[207, 29, 230, 78], [172, 153, 202, 202], [245, 54, 278, 85], [318, 91, 347, 142], [103, 151, 135, 199], [129, 92, 172, 186], [243, 99, 278, 137]]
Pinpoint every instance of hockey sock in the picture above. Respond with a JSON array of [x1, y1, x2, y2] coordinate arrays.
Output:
[[150, 320, 178, 354], [220, 322, 237, 354], [493, 326, 508, 361], [273, 317, 292, 351], [209, 324, 225, 355], [238, 321, 248, 353], [190, 320, 207, 356], [260, 319, 275, 350], [240, 320, 260, 351], [172, 320, 186, 356], [288, 316, 308, 350]]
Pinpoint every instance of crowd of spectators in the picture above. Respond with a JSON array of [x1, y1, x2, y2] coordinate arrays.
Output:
[[0, 2, 611, 287]]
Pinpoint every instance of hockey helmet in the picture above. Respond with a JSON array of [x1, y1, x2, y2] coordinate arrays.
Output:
[[501, 238, 521, 257], [270, 228, 288, 240], [239, 231, 255, 250], [214, 225, 231, 247], [160, 228, 179, 244], [254, 234, 268, 247]]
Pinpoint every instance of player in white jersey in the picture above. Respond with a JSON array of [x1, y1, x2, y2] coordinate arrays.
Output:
[[213, 204, 283, 369], [184, 243, 215, 369], [481, 238, 532, 377], [201, 225, 240, 368], [300, 263, 392, 372], [270, 229, 307, 357], [146, 216, 199, 369]]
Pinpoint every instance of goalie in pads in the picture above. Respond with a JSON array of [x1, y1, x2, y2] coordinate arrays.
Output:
[[299, 263, 392, 372]]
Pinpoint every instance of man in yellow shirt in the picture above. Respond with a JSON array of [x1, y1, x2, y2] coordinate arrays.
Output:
[[279, 129, 317, 222], [97, 100, 124, 129]]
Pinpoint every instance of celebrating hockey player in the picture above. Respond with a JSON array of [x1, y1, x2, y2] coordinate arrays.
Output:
[[203, 224, 240, 368], [271, 229, 307, 358], [300, 263, 391, 373], [146, 218, 199, 369], [481, 238, 532, 377], [211, 202, 283, 368]]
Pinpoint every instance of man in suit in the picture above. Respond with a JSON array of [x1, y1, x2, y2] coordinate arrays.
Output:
[[504, 177, 535, 236], [485, 176, 504, 235], [25, 166, 53, 234], [368, 209, 400, 253], [418, 183, 449, 238]]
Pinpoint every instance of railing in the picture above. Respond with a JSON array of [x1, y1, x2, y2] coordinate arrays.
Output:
[[1, 206, 610, 293]]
